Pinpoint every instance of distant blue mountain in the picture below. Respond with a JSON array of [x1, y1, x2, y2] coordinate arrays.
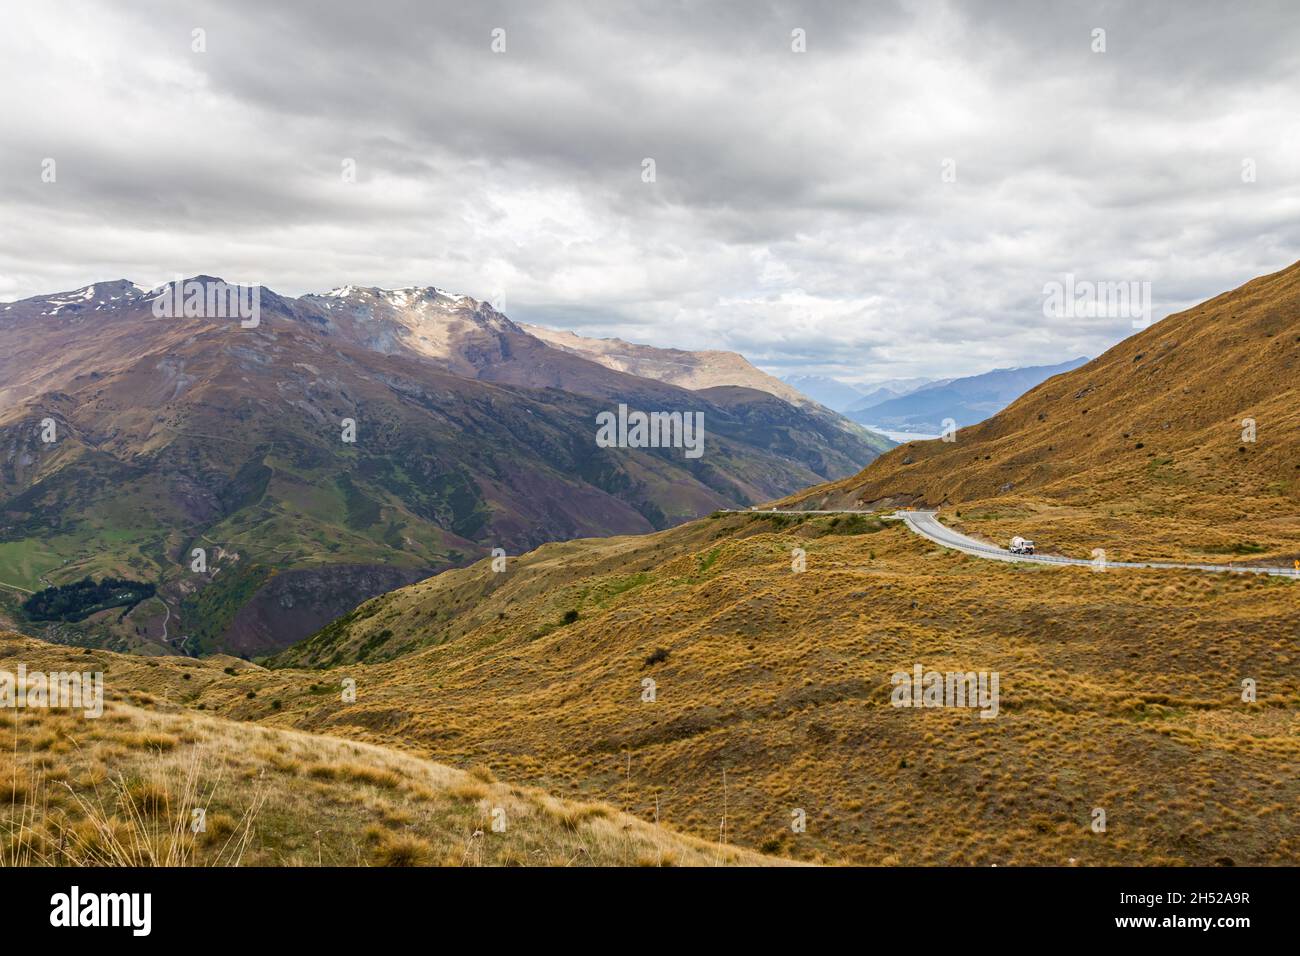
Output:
[[780, 375, 868, 412], [846, 357, 1090, 433], [845, 377, 948, 413], [783, 374, 937, 413]]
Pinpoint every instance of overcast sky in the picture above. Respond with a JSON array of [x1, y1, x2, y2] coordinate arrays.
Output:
[[2, 0, 1297, 384]]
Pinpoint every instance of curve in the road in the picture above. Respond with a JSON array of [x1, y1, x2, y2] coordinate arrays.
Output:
[[720, 507, 1298, 578], [897, 510, 1299, 578]]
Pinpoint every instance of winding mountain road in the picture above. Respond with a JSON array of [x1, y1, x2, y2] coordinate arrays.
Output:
[[728, 507, 1299, 577], [897, 510, 1298, 577]]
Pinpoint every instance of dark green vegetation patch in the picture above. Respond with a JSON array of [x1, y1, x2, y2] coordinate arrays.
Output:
[[23, 576, 156, 622]]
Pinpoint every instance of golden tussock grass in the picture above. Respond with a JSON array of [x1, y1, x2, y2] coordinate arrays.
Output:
[[0, 658, 783, 867]]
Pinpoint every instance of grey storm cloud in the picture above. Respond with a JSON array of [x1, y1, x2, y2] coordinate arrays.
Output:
[[1, 0, 1297, 383]]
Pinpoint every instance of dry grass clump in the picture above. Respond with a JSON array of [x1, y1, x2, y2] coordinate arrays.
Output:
[[370, 831, 434, 866], [305, 762, 402, 789], [445, 781, 489, 803]]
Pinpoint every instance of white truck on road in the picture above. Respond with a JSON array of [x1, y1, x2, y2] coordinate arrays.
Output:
[[1009, 536, 1036, 555]]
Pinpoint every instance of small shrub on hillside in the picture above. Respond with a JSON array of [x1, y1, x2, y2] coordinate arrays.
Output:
[[642, 647, 670, 668]]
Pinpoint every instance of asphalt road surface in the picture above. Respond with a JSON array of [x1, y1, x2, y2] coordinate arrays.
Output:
[[723, 507, 1298, 577], [898, 509, 1298, 577]]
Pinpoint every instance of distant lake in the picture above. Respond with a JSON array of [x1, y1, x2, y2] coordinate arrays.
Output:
[[869, 427, 941, 443]]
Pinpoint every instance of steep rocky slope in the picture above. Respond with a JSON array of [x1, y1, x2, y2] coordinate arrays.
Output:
[[523, 324, 813, 406], [524, 323, 893, 457]]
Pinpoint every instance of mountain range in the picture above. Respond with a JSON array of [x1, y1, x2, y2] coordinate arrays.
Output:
[[0, 278, 890, 656], [844, 358, 1091, 434], [777, 374, 938, 412], [3, 263, 1296, 868]]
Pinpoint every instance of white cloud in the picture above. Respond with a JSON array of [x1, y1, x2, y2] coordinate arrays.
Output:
[[1, 0, 1297, 382]]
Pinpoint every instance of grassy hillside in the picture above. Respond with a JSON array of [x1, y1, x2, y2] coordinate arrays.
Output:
[[0, 633, 775, 866], [253, 510, 1300, 865]]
